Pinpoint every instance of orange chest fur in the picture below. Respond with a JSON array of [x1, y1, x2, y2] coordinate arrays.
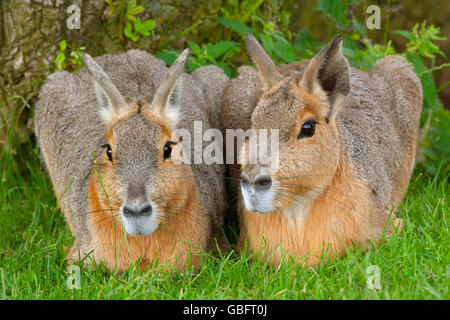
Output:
[[239, 163, 370, 265], [87, 169, 210, 270]]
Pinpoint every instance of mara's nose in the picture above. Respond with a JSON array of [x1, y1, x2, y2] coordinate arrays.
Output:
[[123, 203, 153, 217], [241, 173, 272, 191]]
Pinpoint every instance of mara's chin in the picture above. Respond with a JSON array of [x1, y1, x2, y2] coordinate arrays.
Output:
[[122, 218, 159, 236], [244, 202, 276, 214], [125, 227, 158, 236]]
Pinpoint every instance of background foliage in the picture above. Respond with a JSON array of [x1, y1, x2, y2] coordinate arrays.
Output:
[[0, 0, 448, 300]]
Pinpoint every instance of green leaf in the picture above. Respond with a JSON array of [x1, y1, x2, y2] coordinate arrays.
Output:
[[272, 35, 296, 63], [124, 22, 139, 42], [215, 17, 254, 35], [206, 41, 238, 59], [155, 50, 181, 65], [406, 53, 442, 111], [392, 30, 413, 40], [126, 0, 144, 16], [187, 40, 201, 56], [294, 29, 320, 58], [258, 34, 274, 57], [405, 22, 447, 59], [352, 19, 366, 38], [56, 52, 65, 70], [59, 40, 67, 51], [134, 18, 156, 36], [316, 0, 349, 26]]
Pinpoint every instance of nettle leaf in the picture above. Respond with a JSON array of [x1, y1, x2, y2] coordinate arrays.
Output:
[[406, 22, 447, 59], [216, 17, 254, 35], [406, 53, 442, 111], [206, 41, 238, 59]]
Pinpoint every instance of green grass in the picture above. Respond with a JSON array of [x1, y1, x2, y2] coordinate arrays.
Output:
[[0, 132, 448, 300]]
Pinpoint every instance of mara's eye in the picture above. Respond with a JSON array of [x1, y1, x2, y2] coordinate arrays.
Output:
[[297, 120, 317, 140], [102, 144, 113, 163], [106, 146, 113, 162], [163, 141, 176, 160]]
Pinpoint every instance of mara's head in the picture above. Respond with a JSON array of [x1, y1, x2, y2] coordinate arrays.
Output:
[[84, 50, 192, 236], [239, 34, 351, 215]]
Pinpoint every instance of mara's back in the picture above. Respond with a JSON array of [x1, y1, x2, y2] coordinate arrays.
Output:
[[35, 50, 227, 248], [338, 56, 422, 209], [222, 55, 422, 209]]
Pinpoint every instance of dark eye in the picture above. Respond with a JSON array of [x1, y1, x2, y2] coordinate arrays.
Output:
[[106, 145, 113, 163], [102, 144, 113, 163], [297, 120, 317, 140], [163, 141, 176, 160]]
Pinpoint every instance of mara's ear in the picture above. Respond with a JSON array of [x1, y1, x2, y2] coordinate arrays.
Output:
[[300, 35, 350, 120], [245, 34, 283, 90], [83, 53, 128, 125], [148, 48, 190, 128]]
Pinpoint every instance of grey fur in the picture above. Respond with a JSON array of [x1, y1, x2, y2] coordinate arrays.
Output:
[[222, 41, 422, 219], [35, 49, 228, 259]]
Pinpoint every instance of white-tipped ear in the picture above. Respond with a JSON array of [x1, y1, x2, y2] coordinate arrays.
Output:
[[164, 76, 183, 127], [300, 35, 350, 120], [83, 53, 128, 125], [94, 82, 114, 125], [146, 48, 190, 128]]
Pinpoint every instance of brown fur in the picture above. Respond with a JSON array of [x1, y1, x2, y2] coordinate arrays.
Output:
[[35, 50, 228, 271], [223, 35, 420, 266], [85, 106, 210, 271], [88, 163, 208, 271]]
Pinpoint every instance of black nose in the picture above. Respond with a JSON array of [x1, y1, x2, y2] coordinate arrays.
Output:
[[123, 204, 153, 217], [241, 173, 272, 191], [254, 175, 272, 191]]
